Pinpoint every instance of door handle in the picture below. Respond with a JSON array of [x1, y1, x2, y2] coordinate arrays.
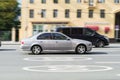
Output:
[[40, 41, 43, 43]]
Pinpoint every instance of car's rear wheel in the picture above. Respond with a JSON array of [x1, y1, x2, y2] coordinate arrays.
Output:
[[95, 41, 105, 48], [76, 45, 86, 54], [31, 45, 42, 55]]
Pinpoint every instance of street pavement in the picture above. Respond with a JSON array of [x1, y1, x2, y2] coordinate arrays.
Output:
[[0, 43, 120, 80]]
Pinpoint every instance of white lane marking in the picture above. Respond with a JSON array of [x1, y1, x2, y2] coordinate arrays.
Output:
[[22, 65, 113, 72], [96, 62, 120, 64], [24, 57, 92, 61], [80, 55, 120, 57], [92, 50, 120, 52]]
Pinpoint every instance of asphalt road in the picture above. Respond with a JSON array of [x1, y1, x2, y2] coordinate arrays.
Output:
[[0, 44, 120, 80]]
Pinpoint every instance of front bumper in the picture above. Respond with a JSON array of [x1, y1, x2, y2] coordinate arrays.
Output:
[[86, 44, 92, 52]]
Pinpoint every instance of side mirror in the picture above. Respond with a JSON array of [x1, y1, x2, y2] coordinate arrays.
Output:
[[67, 38, 71, 41], [91, 32, 95, 36]]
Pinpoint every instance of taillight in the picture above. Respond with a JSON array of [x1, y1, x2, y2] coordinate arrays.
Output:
[[21, 41, 24, 44]]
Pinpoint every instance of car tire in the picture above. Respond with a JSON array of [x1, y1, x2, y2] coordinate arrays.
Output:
[[95, 41, 105, 48], [76, 45, 86, 54], [31, 45, 42, 55]]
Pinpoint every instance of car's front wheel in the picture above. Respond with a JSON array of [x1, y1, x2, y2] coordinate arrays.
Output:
[[95, 41, 105, 48], [76, 45, 86, 54], [31, 45, 42, 55]]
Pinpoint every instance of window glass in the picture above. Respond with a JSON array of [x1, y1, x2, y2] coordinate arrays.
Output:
[[41, 9, 46, 18], [114, 0, 120, 3], [84, 28, 94, 36], [65, 9, 70, 18], [100, 9, 105, 18], [37, 33, 52, 40], [30, 0, 34, 3], [89, 10, 93, 18], [77, 9, 81, 18], [71, 28, 83, 34], [33, 24, 43, 35], [65, 0, 70, 3], [54, 0, 58, 3], [41, 0, 46, 3], [53, 9, 58, 18], [77, 0, 81, 3], [98, 0, 105, 3], [29, 9, 34, 18], [53, 33, 67, 40], [62, 28, 70, 36], [89, 0, 94, 6]]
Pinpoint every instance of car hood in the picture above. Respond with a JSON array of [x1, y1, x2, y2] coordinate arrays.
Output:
[[72, 39, 91, 43]]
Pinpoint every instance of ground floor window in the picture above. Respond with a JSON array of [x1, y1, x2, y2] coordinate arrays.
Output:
[[114, 0, 120, 3], [33, 24, 43, 35], [32, 24, 67, 35]]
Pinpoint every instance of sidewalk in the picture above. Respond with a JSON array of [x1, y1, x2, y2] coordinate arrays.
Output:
[[1, 41, 20, 45]]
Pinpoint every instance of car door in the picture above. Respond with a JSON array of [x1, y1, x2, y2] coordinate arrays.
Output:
[[52, 33, 72, 50], [37, 33, 55, 50], [82, 28, 98, 44]]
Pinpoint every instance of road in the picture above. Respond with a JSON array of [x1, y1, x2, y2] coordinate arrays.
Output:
[[0, 44, 120, 80]]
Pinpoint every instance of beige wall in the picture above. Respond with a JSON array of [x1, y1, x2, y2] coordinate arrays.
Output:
[[20, 0, 120, 40]]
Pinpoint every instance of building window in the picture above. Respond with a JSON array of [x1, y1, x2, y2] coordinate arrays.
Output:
[[114, 0, 120, 3], [33, 24, 43, 35], [100, 9, 105, 18], [41, 9, 46, 18], [30, 0, 34, 3], [53, 9, 58, 18], [54, 0, 58, 3], [89, 0, 94, 6], [65, 9, 70, 18], [89, 10, 93, 18], [98, 0, 105, 3], [77, 9, 81, 18], [65, 0, 70, 3], [41, 0, 46, 3], [29, 9, 34, 18], [77, 0, 81, 3]]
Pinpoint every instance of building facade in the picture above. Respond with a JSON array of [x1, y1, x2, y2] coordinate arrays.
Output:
[[20, 0, 120, 41]]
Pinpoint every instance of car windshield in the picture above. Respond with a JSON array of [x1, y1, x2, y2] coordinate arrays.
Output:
[[84, 28, 95, 36]]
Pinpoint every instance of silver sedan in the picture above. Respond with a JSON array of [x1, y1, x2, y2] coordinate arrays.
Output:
[[20, 32, 92, 55]]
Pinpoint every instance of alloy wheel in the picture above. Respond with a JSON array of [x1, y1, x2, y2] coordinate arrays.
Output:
[[76, 45, 86, 54], [32, 45, 42, 55]]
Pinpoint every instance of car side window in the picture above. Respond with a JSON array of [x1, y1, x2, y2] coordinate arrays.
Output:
[[71, 28, 83, 35], [84, 29, 94, 36], [53, 33, 67, 40], [37, 33, 52, 40]]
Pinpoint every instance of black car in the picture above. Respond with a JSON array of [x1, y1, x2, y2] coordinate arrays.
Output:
[[56, 27, 109, 47]]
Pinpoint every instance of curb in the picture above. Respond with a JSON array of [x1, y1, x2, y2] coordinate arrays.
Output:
[[1, 41, 20, 45]]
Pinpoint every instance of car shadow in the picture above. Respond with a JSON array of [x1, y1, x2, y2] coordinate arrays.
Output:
[[93, 46, 120, 48], [86, 52, 108, 55], [0, 49, 16, 51], [27, 51, 108, 55]]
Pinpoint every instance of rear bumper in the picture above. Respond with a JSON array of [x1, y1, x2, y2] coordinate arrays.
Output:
[[20, 45, 31, 51]]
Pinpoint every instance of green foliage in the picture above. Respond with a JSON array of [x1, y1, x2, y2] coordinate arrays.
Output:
[[0, 0, 20, 29]]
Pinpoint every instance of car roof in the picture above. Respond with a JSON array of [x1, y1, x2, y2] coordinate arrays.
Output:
[[36, 32, 63, 35]]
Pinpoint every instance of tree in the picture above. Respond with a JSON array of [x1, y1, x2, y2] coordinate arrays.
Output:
[[0, 0, 20, 29]]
